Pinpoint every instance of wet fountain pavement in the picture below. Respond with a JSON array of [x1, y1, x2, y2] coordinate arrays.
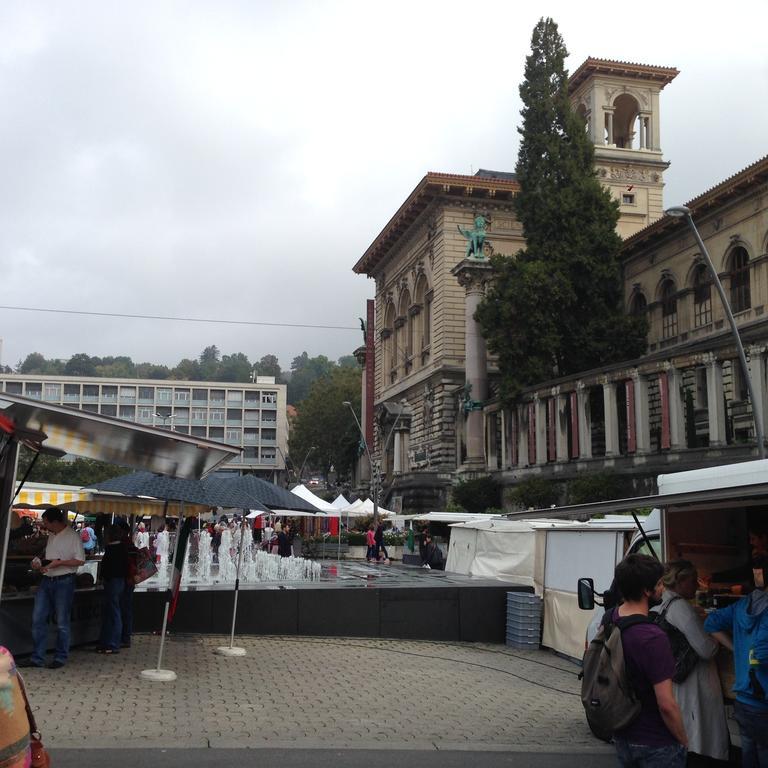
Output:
[[19, 633, 611, 754]]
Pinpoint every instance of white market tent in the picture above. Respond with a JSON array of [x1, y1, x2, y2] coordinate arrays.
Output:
[[446, 516, 640, 660], [290, 484, 336, 512], [334, 498, 393, 517], [412, 512, 496, 524], [331, 494, 350, 509]]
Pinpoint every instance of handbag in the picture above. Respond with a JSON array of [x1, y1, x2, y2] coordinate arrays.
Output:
[[130, 546, 158, 585], [16, 671, 51, 768], [652, 596, 699, 683]]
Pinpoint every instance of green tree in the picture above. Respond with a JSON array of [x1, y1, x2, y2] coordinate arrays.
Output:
[[65, 353, 97, 377], [198, 345, 221, 380], [337, 355, 358, 369], [452, 476, 502, 514], [17, 447, 126, 486], [254, 354, 283, 381], [96, 356, 136, 378], [476, 17, 647, 401], [135, 362, 170, 379], [19, 352, 47, 374], [289, 366, 362, 479], [287, 352, 335, 404], [218, 352, 252, 382], [171, 358, 202, 380]]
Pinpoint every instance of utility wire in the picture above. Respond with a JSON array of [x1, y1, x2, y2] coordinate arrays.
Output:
[[0, 304, 360, 332]]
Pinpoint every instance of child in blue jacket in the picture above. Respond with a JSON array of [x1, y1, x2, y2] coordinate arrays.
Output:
[[705, 587, 768, 765]]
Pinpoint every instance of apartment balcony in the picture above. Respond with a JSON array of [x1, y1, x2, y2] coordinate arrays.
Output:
[[173, 417, 190, 426], [191, 417, 207, 425], [260, 438, 277, 447], [137, 397, 154, 405], [226, 419, 242, 427], [82, 395, 99, 403], [192, 399, 208, 406], [243, 418, 260, 426], [259, 457, 277, 465], [63, 395, 80, 403]]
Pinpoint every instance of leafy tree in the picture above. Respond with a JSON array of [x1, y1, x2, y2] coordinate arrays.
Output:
[[17, 447, 126, 486], [337, 355, 358, 369], [135, 362, 170, 379], [19, 352, 47, 374], [287, 352, 335, 404], [218, 352, 252, 382], [476, 17, 647, 401], [451, 476, 502, 513], [95, 356, 136, 378], [254, 354, 283, 381], [567, 470, 631, 505], [171, 358, 202, 380], [508, 477, 560, 510], [65, 353, 97, 377], [289, 366, 362, 480], [198, 345, 221, 380]]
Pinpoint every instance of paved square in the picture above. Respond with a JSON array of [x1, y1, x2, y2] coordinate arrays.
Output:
[[18, 634, 609, 752]]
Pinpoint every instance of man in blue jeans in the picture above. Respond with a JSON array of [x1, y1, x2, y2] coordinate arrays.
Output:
[[18, 507, 85, 669], [704, 525, 768, 767], [611, 554, 688, 767]]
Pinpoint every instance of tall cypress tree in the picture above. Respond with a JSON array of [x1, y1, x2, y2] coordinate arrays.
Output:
[[477, 17, 647, 401]]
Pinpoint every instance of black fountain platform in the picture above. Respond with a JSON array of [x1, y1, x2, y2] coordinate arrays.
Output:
[[132, 562, 529, 643], [0, 563, 532, 654]]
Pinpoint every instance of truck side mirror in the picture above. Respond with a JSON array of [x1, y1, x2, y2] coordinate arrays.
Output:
[[577, 577, 595, 610]]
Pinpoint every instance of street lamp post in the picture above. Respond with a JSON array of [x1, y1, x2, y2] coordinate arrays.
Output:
[[297, 445, 316, 485], [343, 402, 378, 526], [665, 205, 766, 458], [343, 399, 408, 527], [154, 412, 174, 430]]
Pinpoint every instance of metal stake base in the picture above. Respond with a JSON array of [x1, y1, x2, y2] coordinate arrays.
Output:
[[140, 668, 177, 682], [214, 646, 247, 657]]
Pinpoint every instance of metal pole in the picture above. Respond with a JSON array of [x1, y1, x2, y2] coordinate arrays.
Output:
[[343, 404, 377, 525], [0, 442, 21, 609], [680, 212, 766, 458], [228, 513, 248, 649]]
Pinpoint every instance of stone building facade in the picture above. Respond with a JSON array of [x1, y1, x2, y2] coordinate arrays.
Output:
[[353, 58, 768, 512]]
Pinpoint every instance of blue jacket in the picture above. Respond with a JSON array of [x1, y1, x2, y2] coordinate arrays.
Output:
[[704, 589, 768, 710]]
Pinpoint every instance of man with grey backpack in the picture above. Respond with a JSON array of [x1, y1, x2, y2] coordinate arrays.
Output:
[[581, 554, 688, 767]]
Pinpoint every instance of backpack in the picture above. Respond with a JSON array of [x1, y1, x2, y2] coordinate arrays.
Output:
[[80, 529, 90, 542], [651, 596, 699, 683], [580, 613, 651, 742]]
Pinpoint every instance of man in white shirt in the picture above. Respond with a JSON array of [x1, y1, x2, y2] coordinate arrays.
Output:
[[19, 507, 85, 669]]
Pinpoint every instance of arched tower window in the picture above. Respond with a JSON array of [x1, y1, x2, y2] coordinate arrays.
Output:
[[660, 279, 678, 339], [692, 263, 712, 327], [613, 94, 641, 149], [729, 246, 751, 314], [629, 291, 647, 316]]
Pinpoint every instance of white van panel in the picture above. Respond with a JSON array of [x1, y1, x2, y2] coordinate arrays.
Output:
[[658, 459, 768, 495]]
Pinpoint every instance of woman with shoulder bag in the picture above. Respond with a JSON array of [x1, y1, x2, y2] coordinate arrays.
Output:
[[652, 560, 729, 763]]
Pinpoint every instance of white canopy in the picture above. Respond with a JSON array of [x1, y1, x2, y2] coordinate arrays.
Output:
[[331, 494, 350, 509], [324, 498, 393, 517], [412, 512, 496, 523], [291, 484, 336, 512]]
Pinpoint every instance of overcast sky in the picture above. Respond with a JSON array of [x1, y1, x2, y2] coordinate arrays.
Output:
[[1, 1, 766, 373]]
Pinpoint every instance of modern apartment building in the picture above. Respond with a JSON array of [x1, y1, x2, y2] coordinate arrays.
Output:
[[0, 374, 288, 475]]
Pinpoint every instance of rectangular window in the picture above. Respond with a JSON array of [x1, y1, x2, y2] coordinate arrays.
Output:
[[210, 389, 225, 404], [261, 392, 277, 405], [44, 383, 61, 401], [227, 390, 243, 403], [209, 426, 224, 439], [25, 383, 42, 399], [210, 408, 224, 422], [226, 428, 241, 443], [100, 404, 117, 416], [101, 385, 117, 400], [119, 405, 135, 420], [192, 408, 207, 421], [174, 389, 190, 402], [138, 386, 154, 401], [119, 386, 136, 400], [191, 426, 207, 437], [138, 407, 153, 420], [622, 193, 635, 205], [5, 382, 22, 395], [192, 388, 208, 403], [156, 388, 172, 403]]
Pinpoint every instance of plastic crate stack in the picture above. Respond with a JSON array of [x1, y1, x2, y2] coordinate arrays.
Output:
[[506, 591, 542, 649]]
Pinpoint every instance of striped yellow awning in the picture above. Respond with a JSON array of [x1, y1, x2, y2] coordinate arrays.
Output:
[[15, 488, 92, 508], [74, 497, 209, 518]]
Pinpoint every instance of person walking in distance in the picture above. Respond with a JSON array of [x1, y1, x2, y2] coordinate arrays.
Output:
[[612, 554, 688, 767]]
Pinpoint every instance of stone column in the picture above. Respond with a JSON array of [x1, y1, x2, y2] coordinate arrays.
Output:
[[451, 258, 493, 473], [555, 390, 569, 463], [577, 382, 592, 459], [517, 405, 529, 467], [748, 345, 767, 448], [535, 395, 547, 465], [393, 430, 402, 474], [606, 111, 614, 145], [500, 410, 507, 469], [603, 378, 620, 457], [633, 372, 651, 454], [664, 366, 686, 450], [705, 356, 727, 446]]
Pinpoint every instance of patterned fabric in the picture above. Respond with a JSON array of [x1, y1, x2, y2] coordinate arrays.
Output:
[[0, 647, 31, 768]]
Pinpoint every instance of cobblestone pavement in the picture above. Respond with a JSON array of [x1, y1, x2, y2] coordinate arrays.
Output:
[[19, 634, 611, 752]]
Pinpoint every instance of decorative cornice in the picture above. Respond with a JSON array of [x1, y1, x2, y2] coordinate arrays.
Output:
[[353, 172, 519, 276], [568, 57, 679, 93]]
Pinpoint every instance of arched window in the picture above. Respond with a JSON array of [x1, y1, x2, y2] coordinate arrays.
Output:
[[692, 263, 712, 327], [613, 94, 640, 149], [729, 246, 751, 314], [383, 302, 396, 382], [412, 276, 428, 366], [397, 289, 411, 364], [629, 292, 647, 316], [660, 279, 678, 339]]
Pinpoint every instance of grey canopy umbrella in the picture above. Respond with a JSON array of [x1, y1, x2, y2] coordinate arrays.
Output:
[[201, 474, 319, 513]]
